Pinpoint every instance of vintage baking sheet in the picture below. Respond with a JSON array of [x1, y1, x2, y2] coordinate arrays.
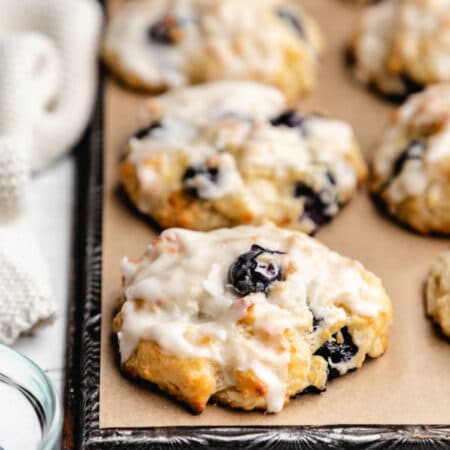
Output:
[[99, 0, 450, 428]]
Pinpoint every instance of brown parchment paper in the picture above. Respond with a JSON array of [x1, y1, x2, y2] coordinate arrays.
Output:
[[99, 0, 450, 428]]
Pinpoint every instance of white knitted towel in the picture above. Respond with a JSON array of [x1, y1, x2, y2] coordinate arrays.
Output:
[[0, 0, 102, 344]]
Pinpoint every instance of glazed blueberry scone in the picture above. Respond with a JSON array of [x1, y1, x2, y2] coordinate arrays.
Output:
[[113, 225, 393, 413], [120, 81, 367, 234], [371, 84, 450, 234], [103, 0, 324, 100], [349, 0, 450, 98], [426, 251, 450, 338]]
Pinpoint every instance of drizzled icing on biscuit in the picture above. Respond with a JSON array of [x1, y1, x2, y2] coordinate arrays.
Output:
[[123, 81, 363, 234], [117, 225, 386, 412]]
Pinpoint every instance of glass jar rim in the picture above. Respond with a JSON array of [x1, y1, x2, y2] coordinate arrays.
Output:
[[0, 344, 61, 450]]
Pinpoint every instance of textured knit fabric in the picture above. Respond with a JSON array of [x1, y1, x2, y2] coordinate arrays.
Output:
[[0, 0, 102, 344]]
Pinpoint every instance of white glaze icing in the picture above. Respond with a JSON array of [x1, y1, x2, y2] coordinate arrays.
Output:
[[118, 225, 388, 413], [184, 153, 243, 199]]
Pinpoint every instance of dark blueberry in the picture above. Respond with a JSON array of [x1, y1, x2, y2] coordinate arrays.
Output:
[[228, 245, 285, 296], [277, 8, 305, 39], [293, 385, 326, 398], [326, 171, 336, 186], [312, 316, 323, 331], [314, 327, 358, 379], [148, 15, 180, 45], [295, 174, 338, 231], [132, 122, 162, 140], [392, 140, 425, 178], [182, 164, 220, 198], [344, 46, 356, 68], [183, 165, 219, 183], [295, 182, 328, 226], [270, 110, 307, 133], [400, 74, 423, 97]]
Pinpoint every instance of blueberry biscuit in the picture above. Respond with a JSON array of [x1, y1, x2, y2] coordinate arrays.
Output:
[[120, 81, 367, 234], [371, 84, 450, 234], [349, 0, 450, 98], [114, 225, 393, 413], [426, 250, 450, 338], [103, 0, 324, 100]]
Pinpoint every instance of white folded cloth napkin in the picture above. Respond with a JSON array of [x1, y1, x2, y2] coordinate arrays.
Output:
[[0, 0, 102, 344]]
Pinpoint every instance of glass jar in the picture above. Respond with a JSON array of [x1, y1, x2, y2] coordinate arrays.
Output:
[[0, 344, 61, 450]]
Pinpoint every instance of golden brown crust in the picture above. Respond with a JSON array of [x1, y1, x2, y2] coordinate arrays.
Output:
[[115, 286, 391, 412], [426, 251, 450, 338], [120, 156, 367, 231], [372, 181, 450, 234], [120, 159, 234, 230], [123, 340, 217, 413], [102, 46, 169, 94]]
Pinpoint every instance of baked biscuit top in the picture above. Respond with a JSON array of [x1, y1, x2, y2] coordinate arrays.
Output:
[[121, 82, 366, 234], [117, 225, 392, 413], [351, 0, 450, 96], [103, 0, 324, 98]]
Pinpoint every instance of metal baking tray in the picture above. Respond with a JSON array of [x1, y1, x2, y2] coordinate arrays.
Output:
[[62, 2, 450, 447]]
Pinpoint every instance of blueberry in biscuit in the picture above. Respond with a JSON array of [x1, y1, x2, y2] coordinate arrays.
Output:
[[315, 327, 359, 379], [228, 245, 285, 296]]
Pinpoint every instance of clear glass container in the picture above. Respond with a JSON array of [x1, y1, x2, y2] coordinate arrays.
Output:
[[0, 344, 61, 450]]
